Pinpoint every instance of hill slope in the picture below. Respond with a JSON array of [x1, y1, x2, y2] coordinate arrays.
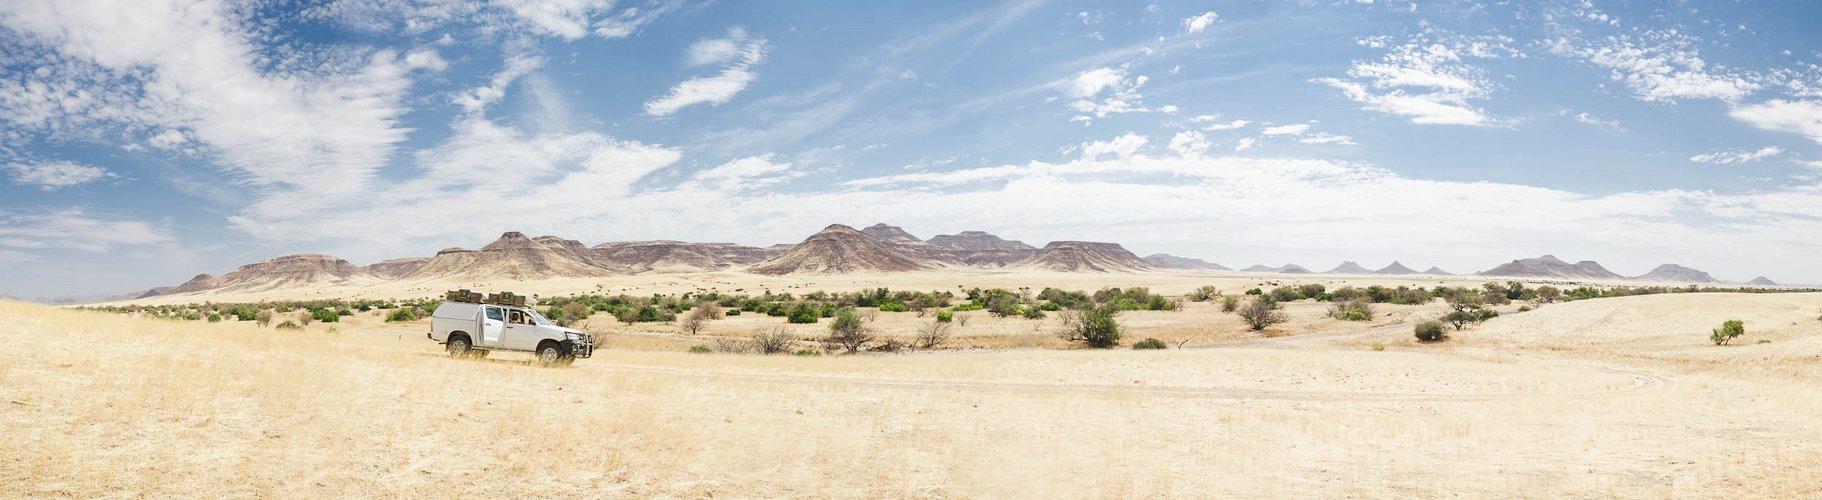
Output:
[[1015, 241, 1151, 272], [749, 224, 934, 275]]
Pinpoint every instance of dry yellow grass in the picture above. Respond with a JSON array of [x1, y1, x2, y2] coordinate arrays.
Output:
[[5, 292, 1822, 497]]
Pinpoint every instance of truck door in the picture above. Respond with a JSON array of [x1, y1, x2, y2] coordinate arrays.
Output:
[[502, 308, 535, 351], [481, 306, 505, 347]]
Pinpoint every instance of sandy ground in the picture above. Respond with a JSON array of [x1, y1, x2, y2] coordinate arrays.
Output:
[[7, 291, 1821, 497]]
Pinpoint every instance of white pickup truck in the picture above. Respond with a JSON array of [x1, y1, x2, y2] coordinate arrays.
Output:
[[428, 300, 594, 366]]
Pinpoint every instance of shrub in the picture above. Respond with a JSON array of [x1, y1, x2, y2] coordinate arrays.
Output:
[[825, 310, 873, 353], [1220, 295, 1240, 313], [1038, 302, 1062, 311], [935, 310, 954, 323], [1132, 338, 1168, 350], [724, 309, 741, 316], [275, 320, 302, 330], [878, 301, 910, 313], [1269, 287, 1304, 303], [681, 308, 712, 336], [786, 304, 821, 324], [1710, 319, 1744, 346], [1237, 298, 1287, 331], [386, 308, 419, 322], [1021, 306, 1046, 320], [1533, 285, 1562, 304], [310, 308, 340, 323], [1445, 310, 1477, 331], [1297, 283, 1326, 299], [752, 327, 797, 354], [207, 314, 222, 323], [1244, 288, 1263, 296], [916, 320, 954, 349], [1327, 300, 1374, 321], [1057, 305, 1122, 348], [256, 310, 273, 327], [1414, 321, 1446, 342], [794, 349, 822, 356], [688, 344, 713, 354], [1186, 285, 1220, 302], [1517, 306, 1532, 313]]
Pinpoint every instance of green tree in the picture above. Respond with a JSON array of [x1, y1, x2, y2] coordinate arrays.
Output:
[[1710, 319, 1744, 346]]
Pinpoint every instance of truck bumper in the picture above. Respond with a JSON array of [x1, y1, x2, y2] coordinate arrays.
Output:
[[566, 337, 595, 358]]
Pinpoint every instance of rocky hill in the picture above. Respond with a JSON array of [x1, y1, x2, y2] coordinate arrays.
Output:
[[1143, 254, 1230, 270], [928, 231, 1036, 252], [364, 258, 429, 279], [1016, 241, 1151, 272], [1375, 261, 1419, 275], [857, 223, 963, 265], [1632, 264, 1721, 284], [1747, 276, 1778, 286], [407, 232, 615, 280], [1478, 255, 1624, 281], [1325, 261, 1373, 274], [1242, 264, 1312, 274], [1421, 266, 1452, 275], [749, 224, 934, 275], [209, 254, 369, 291], [594, 240, 746, 273]]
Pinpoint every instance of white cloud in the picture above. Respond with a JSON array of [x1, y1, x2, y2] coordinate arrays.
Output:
[[3, 160, 117, 190], [1234, 137, 1257, 151], [454, 52, 546, 114], [1167, 131, 1209, 158], [0, 0, 433, 222], [1079, 132, 1148, 160], [1550, 31, 1760, 103], [1689, 147, 1783, 165], [1315, 33, 1516, 126], [646, 29, 769, 116], [1729, 99, 1822, 145], [1197, 118, 1250, 131], [683, 155, 799, 191], [1298, 133, 1357, 145], [1060, 66, 1149, 123], [1261, 124, 1310, 136], [1573, 112, 1625, 131], [0, 209, 171, 253], [493, 0, 659, 41], [1183, 12, 1217, 34]]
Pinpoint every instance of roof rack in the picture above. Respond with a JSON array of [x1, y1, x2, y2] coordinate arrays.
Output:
[[444, 289, 529, 307]]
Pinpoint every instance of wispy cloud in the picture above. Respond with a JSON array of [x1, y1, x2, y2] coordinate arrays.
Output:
[[1729, 99, 1822, 145], [1314, 32, 1518, 126], [1549, 30, 1760, 103], [1182, 12, 1217, 34], [1689, 147, 1783, 165], [646, 28, 769, 116], [3, 160, 117, 190]]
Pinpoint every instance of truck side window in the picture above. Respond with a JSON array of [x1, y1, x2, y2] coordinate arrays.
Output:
[[485, 307, 503, 321]]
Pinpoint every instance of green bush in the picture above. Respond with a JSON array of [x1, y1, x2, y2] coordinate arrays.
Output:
[[687, 344, 713, 354], [1328, 300, 1373, 321], [787, 303, 821, 324], [275, 320, 302, 330], [878, 301, 910, 312], [1244, 288, 1263, 296], [310, 309, 340, 323], [1058, 305, 1122, 348], [724, 309, 741, 316], [1238, 298, 1286, 331], [1220, 295, 1240, 313], [825, 309, 872, 353], [386, 308, 419, 322], [1186, 285, 1220, 302], [1297, 283, 1326, 299], [1710, 319, 1744, 346], [1269, 287, 1303, 303], [935, 310, 954, 323], [1021, 306, 1046, 320], [1132, 338, 1168, 350], [1038, 302, 1062, 311], [207, 314, 222, 323], [1414, 321, 1446, 342]]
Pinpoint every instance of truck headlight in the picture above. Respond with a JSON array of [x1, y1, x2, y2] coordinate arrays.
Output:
[[566, 332, 583, 341]]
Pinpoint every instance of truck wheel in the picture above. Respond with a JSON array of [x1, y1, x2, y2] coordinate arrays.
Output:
[[447, 337, 472, 358], [536, 342, 563, 366]]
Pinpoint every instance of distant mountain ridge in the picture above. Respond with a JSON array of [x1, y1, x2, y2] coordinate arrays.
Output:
[[1143, 254, 1230, 270]]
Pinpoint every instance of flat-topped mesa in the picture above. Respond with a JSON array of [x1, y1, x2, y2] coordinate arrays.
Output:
[[859, 223, 924, 244], [407, 231, 617, 280], [1479, 255, 1623, 280], [748, 224, 934, 275], [1015, 241, 1151, 273], [593, 240, 728, 273], [1143, 253, 1230, 271], [1325, 261, 1373, 274], [1633, 264, 1721, 284], [1374, 261, 1419, 275], [364, 258, 430, 279], [212, 253, 367, 291], [927, 230, 1036, 252]]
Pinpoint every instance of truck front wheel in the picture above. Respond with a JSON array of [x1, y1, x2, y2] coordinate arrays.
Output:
[[536, 342, 563, 366]]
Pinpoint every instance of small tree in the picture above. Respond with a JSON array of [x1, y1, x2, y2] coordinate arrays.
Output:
[[1237, 298, 1287, 331], [825, 309, 872, 353], [255, 309, 273, 327], [1057, 305, 1122, 348], [752, 327, 796, 354], [681, 307, 712, 336], [1532, 285, 1561, 304], [1710, 319, 1744, 346], [1186, 285, 1221, 302], [1414, 321, 1446, 342], [916, 320, 953, 349]]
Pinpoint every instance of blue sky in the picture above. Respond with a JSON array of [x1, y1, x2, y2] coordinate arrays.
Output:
[[3, 0, 1822, 298]]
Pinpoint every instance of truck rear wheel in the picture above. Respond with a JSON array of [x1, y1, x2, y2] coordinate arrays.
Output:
[[448, 336, 472, 358], [536, 342, 563, 366]]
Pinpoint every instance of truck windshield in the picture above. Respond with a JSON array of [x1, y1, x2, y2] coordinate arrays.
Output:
[[526, 309, 554, 326]]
